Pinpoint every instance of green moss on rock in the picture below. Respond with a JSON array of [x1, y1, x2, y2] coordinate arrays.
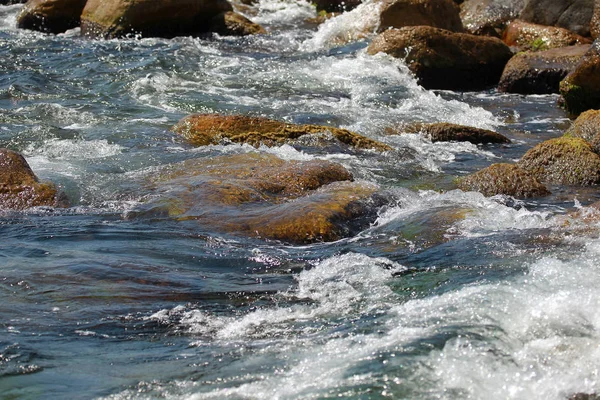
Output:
[[457, 163, 550, 198]]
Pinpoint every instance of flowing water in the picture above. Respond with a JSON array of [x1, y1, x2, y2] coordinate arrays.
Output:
[[1, 1, 600, 399]]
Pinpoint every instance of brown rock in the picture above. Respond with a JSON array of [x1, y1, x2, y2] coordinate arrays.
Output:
[[520, 0, 595, 37], [0, 149, 68, 210], [172, 114, 392, 152], [460, 0, 524, 37], [503, 20, 591, 51], [457, 163, 550, 198], [518, 136, 600, 185], [406, 122, 511, 143], [80, 0, 234, 39], [592, 0, 600, 39], [210, 11, 266, 36], [313, 0, 362, 12], [560, 40, 600, 115], [17, 0, 87, 34], [564, 108, 600, 152], [498, 44, 589, 94], [138, 153, 382, 243], [367, 26, 513, 90], [378, 0, 464, 33]]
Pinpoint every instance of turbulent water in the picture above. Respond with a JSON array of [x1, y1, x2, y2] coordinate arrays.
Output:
[[1, 1, 600, 399]]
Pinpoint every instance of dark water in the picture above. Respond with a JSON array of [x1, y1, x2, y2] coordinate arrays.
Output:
[[2, 2, 600, 399]]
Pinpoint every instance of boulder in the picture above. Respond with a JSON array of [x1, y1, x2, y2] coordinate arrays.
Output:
[[367, 26, 513, 90], [0, 149, 68, 210], [503, 20, 591, 51], [16, 0, 87, 34], [564, 109, 600, 152], [378, 0, 464, 33], [313, 0, 362, 12], [498, 45, 589, 94], [460, 0, 524, 37], [518, 136, 600, 185], [172, 114, 392, 152], [136, 153, 383, 243], [80, 0, 255, 39], [560, 40, 600, 115], [405, 122, 511, 143], [210, 11, 266, 36], [457, 163, 550, 198], [519, 0, 595, 37]]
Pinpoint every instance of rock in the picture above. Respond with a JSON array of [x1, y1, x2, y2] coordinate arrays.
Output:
[[1, 0, 27, 4], [136, 153, 383, 243], [313, 0, 362, 12], [16, 0, 88, 34], [560, 40, 600, 115], [210, 11, 266, 36], [406, 122, 511, 143], [568, 394, 600, 400], [503, 20, 591, 51], [460, 0, 524, 37], [0, 148, 68, 209], [592, 0, 600, 38], [520, 0, 595, 37], [80, 0, 238, 39], [172, 114, 392, 152], [518, 136, 600, 185], [367, 26, 513, 90], [378, 0, 464, 33], [498, 45, 589, 94], [457, 163, 550, 198], [564, 109, 600, 152]]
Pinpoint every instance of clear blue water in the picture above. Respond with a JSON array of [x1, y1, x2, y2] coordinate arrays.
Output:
[[2, 2, 600, 399]]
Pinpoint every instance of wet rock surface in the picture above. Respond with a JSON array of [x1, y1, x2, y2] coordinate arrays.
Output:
[[498, 45, 589, 94], [519, 0, 595, 36], [367, 26, 513, 90], [564, 109, 600, 152], [378, 0, 464, 33], [457, 163, 550, 198], [560, 40, 600, 115], [17, 0, 87, 34], [0, 148, 68, 210], [172, 114, 392, 152], [135, 153, 383, 244], [460, 0, 524, 36], [405, 122, 511, 144], [502, 20, 591, 51]]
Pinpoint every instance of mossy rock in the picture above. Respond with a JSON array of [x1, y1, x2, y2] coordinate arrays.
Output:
[[457, 163, 550, 198], [518, 137, 600, 185], [136, 153, 383, 243], [564, 109, 600, 152], [559, 43, 600, 115], [405, 122, 510, 144], [0, 148, 68, 209], [172, 114, 392, 152]]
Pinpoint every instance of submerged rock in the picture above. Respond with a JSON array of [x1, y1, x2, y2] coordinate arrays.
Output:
[[0, 148, 68, 210], [502, 20, 591, 51], [17, 0, 88, 34], [460, 0, 524, 37], [367, 26, 512, 90], [405, 122, 511, 144], [518, 136, 600, 185], [80, 0, 261, 39], [560, 40, 600, 115], [564, 109, 600, 152], [519, 0, 595, 37], [378, 0, 464, 33], [172, 114, 392, 152], [136, 153, 383, 243], [457, 163, 550, 198], [498, 45, 589, 94]]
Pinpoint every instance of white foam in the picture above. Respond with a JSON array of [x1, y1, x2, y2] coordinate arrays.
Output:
[[251, 0, 316, 26]]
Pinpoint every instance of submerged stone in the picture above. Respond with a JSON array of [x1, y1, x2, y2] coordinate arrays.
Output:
[[172, 114, 392, 152], [405, 122, 511, 144], [457, 163, 550, 198], [518, 137, 600, 185], [0, 148, 68, 209], [135, 153, 383, 244]]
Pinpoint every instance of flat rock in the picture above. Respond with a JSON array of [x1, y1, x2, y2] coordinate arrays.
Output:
[[367, 26, 513, 90], [172, 114, 392, 152], [0, 148, 68, 210], [498, 44, 589, 94], [457, 163, 550, 198], [518, 136, 600, 185], [405, 122, 511, 143], [135, 153, 383, 243]]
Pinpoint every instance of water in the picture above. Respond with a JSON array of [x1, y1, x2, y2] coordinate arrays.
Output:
[[1, 1, 599, 399]]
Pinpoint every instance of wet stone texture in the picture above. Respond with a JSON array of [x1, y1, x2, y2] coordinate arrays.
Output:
[[457, 163, 550, 198]]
